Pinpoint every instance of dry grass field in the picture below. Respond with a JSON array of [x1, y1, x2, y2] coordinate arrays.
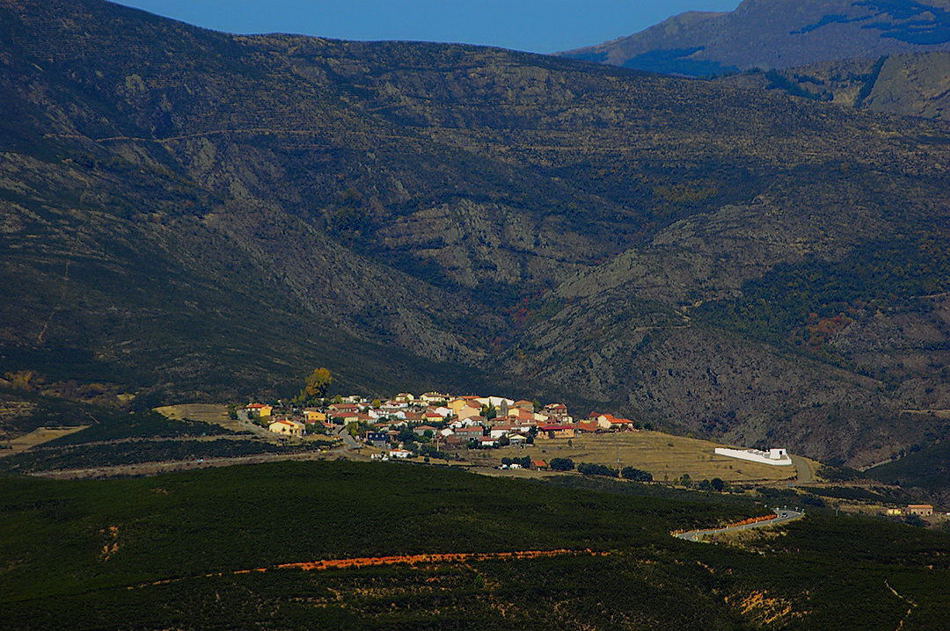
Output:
[[466, 431, 803, 483], [153, 403, 248, 432], [0, 426, 89, 457]]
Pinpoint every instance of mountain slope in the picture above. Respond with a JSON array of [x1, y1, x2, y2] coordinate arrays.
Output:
[[561, 0, 950, 76], [1, 0, 948, 465], [719, 51, 950, 119]]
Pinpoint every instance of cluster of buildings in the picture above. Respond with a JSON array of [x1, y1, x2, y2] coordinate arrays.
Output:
[[244, 391, 638, 451], [884, 504, 935, 518]]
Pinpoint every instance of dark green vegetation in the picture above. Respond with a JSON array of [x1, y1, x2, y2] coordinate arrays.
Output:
[[866, 441, 950, 503], [0, 0, 948, 471], [562, 0, 950, 77], [0, 438, 299, 473], [577, 462, 618, 477], [0, 461, 947, 629]]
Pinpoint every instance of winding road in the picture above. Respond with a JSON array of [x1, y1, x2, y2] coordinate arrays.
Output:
[[675, 509, 805, 542]]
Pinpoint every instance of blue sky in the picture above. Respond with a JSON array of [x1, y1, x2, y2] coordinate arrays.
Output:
[[113, 1, 741, 53]]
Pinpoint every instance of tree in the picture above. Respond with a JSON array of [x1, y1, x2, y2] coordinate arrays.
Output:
[[679, 473, 693, 488], [481, 403, 498, 420], [549, 457, 575, 471], [578, 463, 617, 477], [710, 477, 726, 492], [300, 368, 333, 402], [621, 467, 653, 482]]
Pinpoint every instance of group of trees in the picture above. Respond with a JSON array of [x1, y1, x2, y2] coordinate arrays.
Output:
[[578, 463, 616, 477], [678, 474, 727, 492], [546, 458, 655, 482], [549, 457, 575, 471]]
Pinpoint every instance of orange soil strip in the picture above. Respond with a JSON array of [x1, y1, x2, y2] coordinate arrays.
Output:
[[275, 549, 603, 572], [726, 514, 778, 528], [133, 549, 604, 589]]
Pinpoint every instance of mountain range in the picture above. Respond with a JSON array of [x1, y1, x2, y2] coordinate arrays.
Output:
[[1, 0, 948, 467]]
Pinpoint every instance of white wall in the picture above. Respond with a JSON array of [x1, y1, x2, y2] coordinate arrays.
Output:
[[714, 447, 793, 466]]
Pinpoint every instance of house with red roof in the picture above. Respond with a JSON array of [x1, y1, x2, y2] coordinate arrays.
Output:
[[543, 403, 569, 419], [592, 413, 636, 430], [537, 424, 575, 440], [576, 421, 600, 433]]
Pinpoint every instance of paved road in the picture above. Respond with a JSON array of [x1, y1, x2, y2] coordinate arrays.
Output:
[[789, 455, 816, 485], [675, 509, 805, 542]]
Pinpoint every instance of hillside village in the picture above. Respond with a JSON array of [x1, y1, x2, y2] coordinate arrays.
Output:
[[244, 392, 639, 464]]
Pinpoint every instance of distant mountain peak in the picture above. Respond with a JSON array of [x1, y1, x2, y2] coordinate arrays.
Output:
[[560, 0, 950, 76]]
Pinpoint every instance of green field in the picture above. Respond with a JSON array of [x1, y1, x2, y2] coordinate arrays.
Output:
[[1, 461, 947, 630]]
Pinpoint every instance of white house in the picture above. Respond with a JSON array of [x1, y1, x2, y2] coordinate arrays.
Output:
[[389, 449, 412, 459]]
